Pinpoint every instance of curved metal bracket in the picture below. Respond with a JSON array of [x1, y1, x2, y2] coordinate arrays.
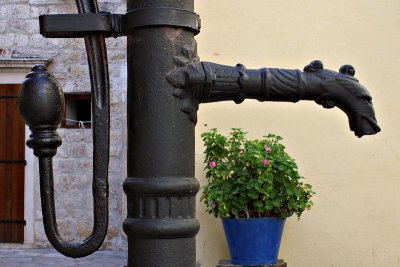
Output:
[[125, 8, 201, 34], [18, 0, 110, 258]]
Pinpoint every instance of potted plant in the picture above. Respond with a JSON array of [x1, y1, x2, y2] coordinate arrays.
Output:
[[201, 128, 314, 266]]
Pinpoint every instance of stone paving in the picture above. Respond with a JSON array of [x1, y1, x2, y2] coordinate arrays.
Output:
[[0, 249, 127, 267]]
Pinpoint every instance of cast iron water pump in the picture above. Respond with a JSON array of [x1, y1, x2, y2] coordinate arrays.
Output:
[[17, 0, 380, 266]]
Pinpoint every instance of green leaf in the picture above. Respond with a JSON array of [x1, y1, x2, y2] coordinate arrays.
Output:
[[272, 199, 281, 207], [248, 191, 259, 199]]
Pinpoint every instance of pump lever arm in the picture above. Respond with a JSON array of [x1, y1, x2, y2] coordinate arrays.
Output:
[[166, 60, 380, 138], [17, 0, 110, 258]]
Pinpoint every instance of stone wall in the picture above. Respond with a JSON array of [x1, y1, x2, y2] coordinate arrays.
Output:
[[0, 0, 128, 250]]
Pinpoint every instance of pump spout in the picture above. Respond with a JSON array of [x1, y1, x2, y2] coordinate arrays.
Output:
[[301, 61, 380, 137], [166, 60, 380, 137]]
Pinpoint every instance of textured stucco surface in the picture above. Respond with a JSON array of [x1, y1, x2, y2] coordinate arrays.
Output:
[[195, 1, 400, 267]]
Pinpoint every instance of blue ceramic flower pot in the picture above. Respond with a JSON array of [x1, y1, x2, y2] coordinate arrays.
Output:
[[222, 217, 285, 266]]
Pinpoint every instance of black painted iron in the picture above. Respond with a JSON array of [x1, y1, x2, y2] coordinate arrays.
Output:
[[40, 13, 125, 38], [124, 8, 201, 33], [18, 0, 111, 258], [166, 60, 381, 137], [18, 0, 381, 266], [18, 64, 110, 258], [123, 1, 200, 265]]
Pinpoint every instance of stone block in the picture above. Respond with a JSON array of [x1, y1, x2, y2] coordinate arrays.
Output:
[[109, 157, 123, 173], [108, 51, 126, 62], [58, 188, 88, 209], [109, 145, 121, 157], [57, 220, 73, 237], [4, 0, 29, 3], [12, 5, 30, 18], [25, 19, 39, 33], [47, 38, 69, 49], [67, 38, 84, 49], [77, 221, 93, 238], [0, 33, 14, 47], [6, 19, 27, 32], [105, 37, 127, 49], [107, 226, 119, 239], [57, 174, 69, 188], [68, 63, 90, 79], [98, 3, 119, 13], [14, 34, 29, 47], [0, 6, 12, 19], [70, 143, 88, 158], [29, 0, 67, 4], [98, 0, 123, 4], [48, 4, 77, 15], [57, 144, 70, 158], [11, 48, 55, 59], [30, 34, 46, 48], [58, 208, 92, 222], [56, 173, 90, 189], [76, 160, 93, 176], [57, 159, 77, 173], [63, 51, 81, 64], [0, 20, 6, 32], [30, 5, 49, 17]]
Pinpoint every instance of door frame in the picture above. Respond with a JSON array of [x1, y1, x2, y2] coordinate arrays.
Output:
[[0, 59, 51, 247]]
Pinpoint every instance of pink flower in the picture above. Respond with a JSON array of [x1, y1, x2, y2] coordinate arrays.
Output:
[[265, 147, 271, 153], [239, 149, 245, 154], [262, 159, 270, 166], [209, 161, 217, 169]]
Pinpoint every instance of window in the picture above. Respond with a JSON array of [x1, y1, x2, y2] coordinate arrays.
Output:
[[61, 93, 92, 129]]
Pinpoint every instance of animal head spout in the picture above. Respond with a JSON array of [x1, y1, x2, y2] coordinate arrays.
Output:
[[304, 61, 381, 138]]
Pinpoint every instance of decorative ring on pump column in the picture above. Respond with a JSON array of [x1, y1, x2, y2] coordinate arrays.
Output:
[[18, 0, 111, 258], [124, 8, 201, 33]]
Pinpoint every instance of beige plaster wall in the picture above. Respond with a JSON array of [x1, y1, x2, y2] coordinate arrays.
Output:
[[194, 1, 400, 266]]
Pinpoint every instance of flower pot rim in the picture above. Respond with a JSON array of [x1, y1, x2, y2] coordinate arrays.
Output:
[[222, 217, 285, 221]]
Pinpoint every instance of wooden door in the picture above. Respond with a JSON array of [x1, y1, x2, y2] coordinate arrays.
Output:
[[0, 84, 25, 243]]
